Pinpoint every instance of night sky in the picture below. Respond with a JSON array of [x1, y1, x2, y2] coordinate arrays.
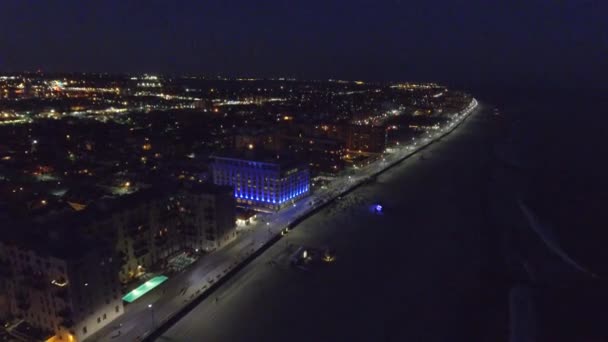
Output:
[[1, 0, 606, 89]]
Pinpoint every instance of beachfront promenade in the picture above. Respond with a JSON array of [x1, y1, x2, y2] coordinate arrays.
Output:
[[88, 99, 479, 342]]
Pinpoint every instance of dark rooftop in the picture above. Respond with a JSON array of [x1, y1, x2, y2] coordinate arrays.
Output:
[[1, 182, 229, 260], [211, 150, 307, 171]]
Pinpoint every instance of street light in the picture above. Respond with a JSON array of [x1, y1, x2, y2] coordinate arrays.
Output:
[[148, 304, 155, 328]]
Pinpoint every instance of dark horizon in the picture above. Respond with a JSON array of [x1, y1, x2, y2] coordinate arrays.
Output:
[[2, 2, 608, 341], [1, 1, 607, 91]]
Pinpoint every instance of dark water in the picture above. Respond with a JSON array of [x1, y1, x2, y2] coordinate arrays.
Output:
[[482, 87, 608, 272], [477, 86, 608, 341]]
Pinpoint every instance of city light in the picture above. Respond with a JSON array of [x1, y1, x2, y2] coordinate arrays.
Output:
[[50, 279, 68, 287], [0, 70, 478, 342]]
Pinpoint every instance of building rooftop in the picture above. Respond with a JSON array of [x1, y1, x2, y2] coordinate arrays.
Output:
[[180, 181, 233, 195], [2, 217, 109, 260], [1, 182, 229, 260], [211, 150, 306, 171]]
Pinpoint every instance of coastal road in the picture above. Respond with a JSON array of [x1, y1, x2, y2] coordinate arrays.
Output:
[[89, 199, 308, 341], [157, 102, 507, 341]]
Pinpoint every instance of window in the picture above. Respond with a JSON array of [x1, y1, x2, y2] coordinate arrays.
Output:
[[115, 305, 120, 313], [97, 317, 101, 323], [82, 326, 87, 334], [103, 313, 107, 320]]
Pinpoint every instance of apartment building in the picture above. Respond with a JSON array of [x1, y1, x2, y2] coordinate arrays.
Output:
[[87, 185, 235, 283], [0, 183, 236, 341], [0, 224, 122, 342]]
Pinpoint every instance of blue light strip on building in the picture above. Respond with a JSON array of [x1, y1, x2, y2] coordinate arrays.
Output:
[[233, 187, 309, 204], [215, 157, 310, 208]]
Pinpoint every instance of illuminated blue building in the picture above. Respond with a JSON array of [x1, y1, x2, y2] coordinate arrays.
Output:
[[210, 152, 310, 210]]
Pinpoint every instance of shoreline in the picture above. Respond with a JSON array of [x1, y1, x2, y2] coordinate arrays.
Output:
[[138, 99, 479, 342]]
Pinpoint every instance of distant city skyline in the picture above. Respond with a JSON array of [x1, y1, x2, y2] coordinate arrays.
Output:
[[1, 1, 606, 90], [0, 70, 478, 341]]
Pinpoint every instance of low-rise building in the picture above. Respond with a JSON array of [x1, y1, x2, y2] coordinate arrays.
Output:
[[234, 129, 280, 152], [281, 121, 386, 155], [347, 124, 387, 154], [281, 135, 346, 175]]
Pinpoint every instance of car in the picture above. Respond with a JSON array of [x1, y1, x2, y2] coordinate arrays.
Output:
[[323, 248, 336, 263]]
